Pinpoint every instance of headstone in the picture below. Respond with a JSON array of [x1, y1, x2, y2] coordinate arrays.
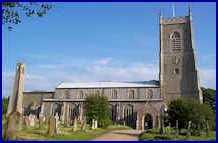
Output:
[[176, 120, 179, 135], [206, 120, 209, 136], [55, 113, 60, 134], [81, 120, 86, 131], [91, 119, 94, 129], [39, 113, 45, 128], [5, 63, 25, 140], [91, 119, 98, 129], [47, 116, 57, 136], [29, 114, 36, 127], [73, 118, 77, 132], [187, 121, 192, 136], [24, 116, 30, 127], [159, 115, 164, 134], [94, 120, 98, 129]]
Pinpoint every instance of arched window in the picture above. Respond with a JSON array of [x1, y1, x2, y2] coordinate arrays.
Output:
[[96, 90, 100, 96], [112, 90, 118, 99], [65, 90, 70, 99], [170, 31, 181, 49], [79, 91, 84, 99], [145, 89, 153, 99], [174, 68, 180, 74], [129, 90, 135, 99]]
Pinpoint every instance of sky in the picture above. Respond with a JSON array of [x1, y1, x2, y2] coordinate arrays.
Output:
[[2, 2, 216, 97]]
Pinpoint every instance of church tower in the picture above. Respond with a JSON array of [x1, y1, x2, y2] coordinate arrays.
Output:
[[159, 8, 203, 103]]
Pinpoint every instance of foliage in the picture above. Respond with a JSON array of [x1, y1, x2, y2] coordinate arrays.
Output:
[[2, 2, 52, 30], [85, 94, 111, 128], [201, 87, 216, 113], [167, 98, 215, 134], [138, 130, 216, 141], [2, 96, 9, 115]]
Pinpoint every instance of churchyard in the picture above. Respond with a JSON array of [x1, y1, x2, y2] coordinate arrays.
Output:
[[2, 96, 216, 141], [2, 115, 215, 141]]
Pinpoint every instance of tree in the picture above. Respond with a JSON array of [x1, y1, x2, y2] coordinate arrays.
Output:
[[167, 98, 215, 135], [201, 87, 216, 113], [2, 96, 9, 115], [2, 2, 52, 30], [85, 94, 111, 128]]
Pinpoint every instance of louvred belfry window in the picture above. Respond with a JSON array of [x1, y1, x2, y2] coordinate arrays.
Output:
[[170, 31, 181, 50]]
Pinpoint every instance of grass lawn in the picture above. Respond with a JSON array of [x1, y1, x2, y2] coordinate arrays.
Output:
[[139, 128, 216, 141], [14, 124, 131, 141]]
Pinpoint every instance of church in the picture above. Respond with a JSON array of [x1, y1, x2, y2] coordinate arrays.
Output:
[[22, 9, 203, 130]]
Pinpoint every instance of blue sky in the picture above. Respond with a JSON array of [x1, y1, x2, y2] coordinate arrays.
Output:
[[2, 2, 216, 96]]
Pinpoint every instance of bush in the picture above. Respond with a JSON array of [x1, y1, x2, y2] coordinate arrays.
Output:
[[167, 98, 215, 134], [153, 135, 172, 140], [201, 87, 216, 113], [85, 94, 111, 128], [3, 96, 9, 115]]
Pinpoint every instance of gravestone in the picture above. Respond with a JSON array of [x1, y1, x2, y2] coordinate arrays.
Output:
[[206, 120, 209, 136], [39, 113, 45, 128], [176, 120, 179, 135], [73, 118, 77, 132], [5, 63, 25, 140], [55, 113, 60, 134], [24, 116, 30, 127], [81, 120, 86, 131], [187, 121, 192, 136], [91, 119, 95, 129], [29, 114, 36, 127], [91, 119, 98, 129], [47, 116, 57, 136], [94, 120, 98, 129]]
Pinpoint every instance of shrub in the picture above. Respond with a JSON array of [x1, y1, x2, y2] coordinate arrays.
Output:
[[85, 94, 111, 128], [3, 96, 9, 115], [153, 135, 172, 140], [167, 98, 215, 134]]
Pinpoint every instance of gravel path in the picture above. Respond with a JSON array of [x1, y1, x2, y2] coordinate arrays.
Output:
[[93, 130, 142, 141]]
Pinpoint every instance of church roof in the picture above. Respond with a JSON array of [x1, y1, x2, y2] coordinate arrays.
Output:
[[56, 81, 159, 89]]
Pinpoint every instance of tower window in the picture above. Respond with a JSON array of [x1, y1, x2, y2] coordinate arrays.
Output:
[[174, 68, 180, 74], [170, 31, 181, 50]]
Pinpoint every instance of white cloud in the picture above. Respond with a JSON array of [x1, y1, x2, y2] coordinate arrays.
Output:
[[2, 58, 216, 97], [199, 68, 216, 89], [94, 58, 112, 65]]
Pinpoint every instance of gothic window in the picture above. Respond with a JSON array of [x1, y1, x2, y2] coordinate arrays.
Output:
[[112, 90, 118, 99], [146, 89, 153, 99], [170, 31, 181, 50], [149, 89, 153, 99], [65, 90, 70, 99], [79, 91, 84, 99], [145, 90, 148, 99], [129, 90, 135, 99], [96, 90, 100, 95]]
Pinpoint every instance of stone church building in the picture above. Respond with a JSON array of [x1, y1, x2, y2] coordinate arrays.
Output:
[[22, 10, 203, 130]]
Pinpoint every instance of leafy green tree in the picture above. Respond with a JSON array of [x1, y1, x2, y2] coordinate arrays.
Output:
[[2, 96, 9, 115], [85, 94, 111, 128], [167, 98, 215, 134], [167, 99, 191, 129], [201, 87, 216, 113], [2, 2, 53, 30]]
